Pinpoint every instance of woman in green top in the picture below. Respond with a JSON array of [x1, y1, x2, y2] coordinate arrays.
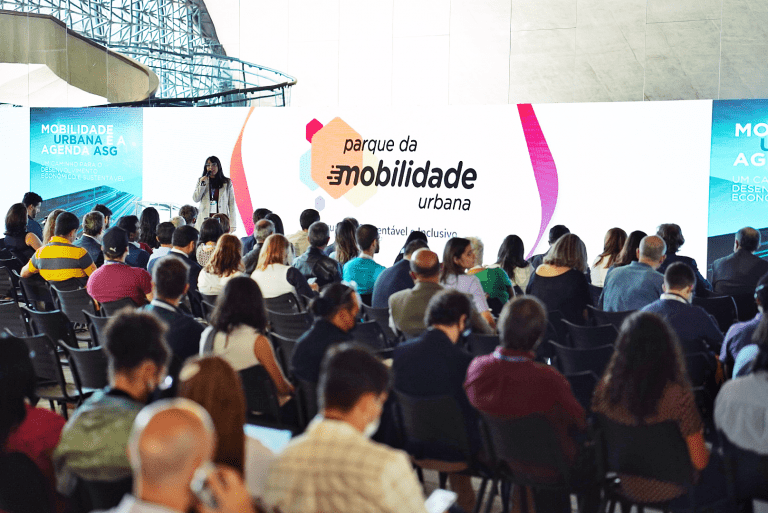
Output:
[[466, 237, 514, 316]]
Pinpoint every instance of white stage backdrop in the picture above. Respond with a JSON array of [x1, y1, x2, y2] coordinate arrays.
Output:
[[0, 101, 713, 266]]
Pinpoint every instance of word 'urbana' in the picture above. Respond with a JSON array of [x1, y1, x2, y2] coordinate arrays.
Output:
[[326, 160, 476, 189]]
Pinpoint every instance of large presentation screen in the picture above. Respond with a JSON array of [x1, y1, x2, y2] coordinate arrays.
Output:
[[0, 99, 744, 272]]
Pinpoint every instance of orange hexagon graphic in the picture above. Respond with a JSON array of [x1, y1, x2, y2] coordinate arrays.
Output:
[[310, 117, 364, 199]]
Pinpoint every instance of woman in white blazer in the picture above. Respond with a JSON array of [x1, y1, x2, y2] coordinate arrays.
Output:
[[192, 155, 237, 233]]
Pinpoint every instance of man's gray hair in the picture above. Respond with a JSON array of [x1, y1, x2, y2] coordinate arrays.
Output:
[[254, 219, 275, 243]]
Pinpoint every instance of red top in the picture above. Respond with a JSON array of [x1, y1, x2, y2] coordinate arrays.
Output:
[[464, 348, 586, 463], [4, 405, 67, 512], [86, 261, 152, 306]]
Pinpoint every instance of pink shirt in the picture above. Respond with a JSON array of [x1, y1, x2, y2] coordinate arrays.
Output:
[[86, 261, 152, 306]]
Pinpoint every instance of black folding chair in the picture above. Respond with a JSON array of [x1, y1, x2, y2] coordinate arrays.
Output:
[[50, 286, 97, 326], [238, 365, 286, 429], [0, 256, 23, 274], [0, 299, 29, 336], [718, 429, 768, 505], [593, 414, 729, 513], [268, 310, 312, 340], [20, 333, 83, 418], [692, 295, 738, 334], [587, 306, 635, 331], [200, 293, 218, 305], [562, 319, 618, 349], [265, 292, 303, 315], [269, 331, 298, 376], [362, 304, 399, 345], [201, 300, 216, 323], [549, 341, 614, 378], [297, 377, 319, 422], [565, 371, 599, 414], [467, 334, 500, 357], [0, 452, 55, 513], [22, 305, 81, 348], [0, 265, 20, 301], [350, 321, 389, 352], [588, 284, 603, 307], [19, 275, 55, 310], [393, 389, 491, 513], [83, 311, 111, 348], [99, 297, 136, 316], [547, 310, 569, 348], [731, 292, 758, 322], [57, 342, 109, 393], [479, 412, 599, 513]]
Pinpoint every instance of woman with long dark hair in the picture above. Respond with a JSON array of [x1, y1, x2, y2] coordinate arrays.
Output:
[[264, 213, 285, 235], [192, 155, 237, 233], [4, 203, 41, 265], [138, 207, 161, 251], [612, 230, 647, 268], [494, 234, 533, 292], [594, 312, 726, 509], [392, 230, 427, 265], [441, 237, 495, 330], [200, 277, 294, 398], [330, 219, 359, 267], [591, 227, 627, 287]]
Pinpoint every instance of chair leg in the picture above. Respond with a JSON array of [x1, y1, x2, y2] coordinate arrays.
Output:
[[484, 478, 499, 513], [474, 477, 489, 513], [439, 471, 448, 489], [416, 466, 424, 484], [59, 401, 69, 420], [501, 481, 511, 513]]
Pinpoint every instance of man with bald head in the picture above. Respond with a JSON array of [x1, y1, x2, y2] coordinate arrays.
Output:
[[104, 398, 255, 513], [712, 226, 768, 296], [601, 235, 666, 312], [388, 248, 492, 337], [371, 239, 429, 308]]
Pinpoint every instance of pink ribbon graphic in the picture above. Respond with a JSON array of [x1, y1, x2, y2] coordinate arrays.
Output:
[[230, 107, 256, 235]]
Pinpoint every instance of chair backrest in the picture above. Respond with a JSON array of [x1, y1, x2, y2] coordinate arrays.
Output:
[[22, 305, 80, 348], [692, 295, 738, 333], [0, 452, 55, 513], [479, 412, 573, 483], [588, 283, 603, 307], [564, 371, 599, 412], [685, 352, 713, 388], [595, 413, 693, 486], [562, 319, 618, 349], [678, 337, 709, 355], [467, 333, 500, 357], [269, 332, 298, 375], [0, 256, 23, 274], [268, 310, 312, 340], [99, 297, 136, 316], [83, 311, 111, 348], [350, 321, 389, 351], [547, 310, 569, 347], [19, 275, 54, 310], [297, 378, 319, 422], [58, 342, 109, 391], [73, 476, 133, 512], [393, 389, 472, 461], [201, 300, 216, 323], [239, 365, 283, 425], [549, 340, 614, 377], [50, 286, 97, 326], [732, 292, 759, 322], [200, 293, 218, 305], [587, 305, 635, 330], [0, 300, 28, 337], [265, 292, 302, 315], [20, 333, 67, 391], [362, 304, 398, 345], [0, 266, 19, 301]]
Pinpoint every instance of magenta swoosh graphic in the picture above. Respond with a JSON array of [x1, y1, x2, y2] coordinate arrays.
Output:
[[230, 107, 256, 235], [517, 104, 559, 259]]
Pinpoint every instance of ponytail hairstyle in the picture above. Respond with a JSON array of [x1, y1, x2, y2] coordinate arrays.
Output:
[[309, 283, 357, 321]]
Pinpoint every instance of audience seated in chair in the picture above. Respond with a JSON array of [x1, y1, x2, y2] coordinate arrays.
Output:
[[372, 239, 428, 309], [466, 236, 515, 317], [74, 210, 105, 268], [242, 218, 274, 275], [590, 228, 627, 288], [251, 233, 315, 301], [287, 208, 320, 258], [526, 233, 592, 325], [527, 224, 569, 270], [116, 216, 150, 270], [145, 221, 175, 271], [0, 332, 67, 512], [291, 283, 357, 384], [712, 227, 768, 296], [343, 224, 386, 304], [642, 262, 723, 355], [151, 225, 201, 317], [392, 289, 480, 512], [264, 343, 431, 513], [140, 257, 204, 389], [177, 356, 278, 498], [601, 235, 665, 312], [241, 208, 271, 255], [200, 277, 294, 402], [197, 234, 244, 296], [53, 310, 170, 497], [98, 398, 258, 513], [592, 312, 727, 510], [4, 202, 42, 266], [292, 221, 343, 288], [441, 237, 497, 330], [87, 227, 153, 307], [20, 211, 96, 287], [389, 248, 492, 339], [656, 223, 712, 297]]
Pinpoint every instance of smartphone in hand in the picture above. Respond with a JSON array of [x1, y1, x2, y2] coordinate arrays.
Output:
[[425, 489, 458, 513]]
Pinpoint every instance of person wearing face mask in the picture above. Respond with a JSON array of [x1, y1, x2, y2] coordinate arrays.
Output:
[[265, 344, 430, 513], [52, 310, 170, 499], [192, 156, 237, 233], [391, 290, 480, 513]]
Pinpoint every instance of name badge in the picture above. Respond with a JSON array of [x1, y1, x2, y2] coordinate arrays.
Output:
[[210, 200, 218, 213]]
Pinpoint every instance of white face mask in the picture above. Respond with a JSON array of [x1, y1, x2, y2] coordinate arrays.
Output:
[[363, 415, 381, 438]]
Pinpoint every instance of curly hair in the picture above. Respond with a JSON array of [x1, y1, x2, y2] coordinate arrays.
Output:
[[595, 312, 691, 420]]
